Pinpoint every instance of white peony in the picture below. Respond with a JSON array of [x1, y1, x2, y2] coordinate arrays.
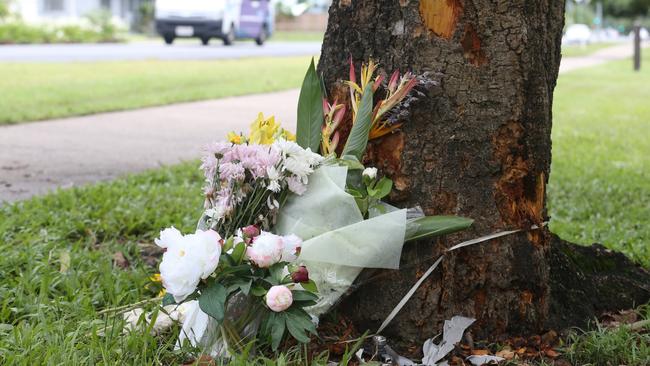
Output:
[[155, 227, 222, 302], [362, 167, 378, 179], [246, 231, 284, 268], [281, 234, 302, 262]]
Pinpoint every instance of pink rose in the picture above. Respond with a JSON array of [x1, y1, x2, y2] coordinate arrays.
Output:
[[266, 285, 293, 312]]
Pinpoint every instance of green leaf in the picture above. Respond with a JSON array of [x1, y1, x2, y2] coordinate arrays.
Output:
[[405, 216, 474, 242], [270, 312, 286, 350], [268, 263, 287, 285], [198, 282, 227, 322], [250, 283, 268, 297], [291, 290, 319, 302], [161, 293, 176, 306], [230, 241, 247, 264], [338, 155, 365, 170], [286, 318, 311, 343], [300, 279, 318, 293], [286, 307, 317, 335], [296, 58, 324, 152], [238, 280, 252, 296], [342, 84, 374, 160], [367, 177, 393, 199]]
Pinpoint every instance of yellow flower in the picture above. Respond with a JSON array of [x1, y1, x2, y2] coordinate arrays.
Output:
[[248, 113, 280, 145], [227, 131, 244, 144], [150, 273, 162, 282], [282, 129, 296, 142]]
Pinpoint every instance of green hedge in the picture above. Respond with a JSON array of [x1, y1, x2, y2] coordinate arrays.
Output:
[[0, 16, 123, 44]]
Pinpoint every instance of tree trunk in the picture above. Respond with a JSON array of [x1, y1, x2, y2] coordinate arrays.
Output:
[[317, 0, 649, 353]]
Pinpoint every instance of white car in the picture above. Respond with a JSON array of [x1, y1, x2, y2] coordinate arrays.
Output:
[[564, 24, 592, 45]]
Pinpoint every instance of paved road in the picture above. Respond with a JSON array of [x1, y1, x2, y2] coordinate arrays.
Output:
[[0, 41, 322, 62], [0, 42, 645, 203], [559, 42, 647, 73]]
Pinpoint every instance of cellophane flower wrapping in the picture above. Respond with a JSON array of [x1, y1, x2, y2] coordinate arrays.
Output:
[[275, 165, 408, 316]]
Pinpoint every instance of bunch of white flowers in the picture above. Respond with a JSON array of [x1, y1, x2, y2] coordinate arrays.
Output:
[[155, 227, 222, 302]]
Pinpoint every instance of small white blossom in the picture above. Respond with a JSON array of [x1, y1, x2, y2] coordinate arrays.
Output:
[[362, 167, 378, 179]]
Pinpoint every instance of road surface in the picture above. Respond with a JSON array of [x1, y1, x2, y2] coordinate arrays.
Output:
[[0, 41, 322, 62]]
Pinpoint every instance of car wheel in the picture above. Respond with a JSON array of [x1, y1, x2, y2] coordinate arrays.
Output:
[[201, 36, 210, 46], [223, 25, 235, 46], [163, 35, 174, 45], [255, 26, 267, 46]]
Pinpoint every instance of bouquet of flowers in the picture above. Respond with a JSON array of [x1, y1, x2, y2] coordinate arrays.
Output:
[[146, 58, 473, 358]]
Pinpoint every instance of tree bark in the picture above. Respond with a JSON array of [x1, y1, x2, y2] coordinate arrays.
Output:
[[317, 0, 649, 353]]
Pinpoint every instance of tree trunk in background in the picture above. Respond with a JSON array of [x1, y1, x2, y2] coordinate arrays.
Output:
[[317, 0, 649, 352]]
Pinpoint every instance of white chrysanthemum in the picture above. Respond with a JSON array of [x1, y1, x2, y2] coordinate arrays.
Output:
[[155, 228, 222, 302]]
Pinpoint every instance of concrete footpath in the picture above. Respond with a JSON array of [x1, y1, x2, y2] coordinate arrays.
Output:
[[0, 42, 645, 202], [0, 90, 299, 202]]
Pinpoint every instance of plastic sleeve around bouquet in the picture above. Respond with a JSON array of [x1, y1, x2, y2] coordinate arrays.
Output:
[[275, 166, 407, 316]]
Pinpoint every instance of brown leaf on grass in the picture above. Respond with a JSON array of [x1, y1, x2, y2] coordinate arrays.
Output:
[[183, 355, 215, 366], [112, 251, 129, 269], [495, 348, 515, 360], [471, 349, 489, 356], [545, 349, 560, 358]]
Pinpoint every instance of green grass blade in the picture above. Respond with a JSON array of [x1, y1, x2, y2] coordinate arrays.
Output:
[[405, 216, 473, 242], [341, 84, 374, 160], [296, 58, 324, 152]]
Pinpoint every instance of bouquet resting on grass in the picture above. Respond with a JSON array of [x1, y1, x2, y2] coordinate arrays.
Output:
[[124, 58, 473, 358]]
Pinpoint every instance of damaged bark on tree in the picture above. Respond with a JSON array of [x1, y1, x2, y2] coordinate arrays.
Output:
[[317, 0, 650, 355]]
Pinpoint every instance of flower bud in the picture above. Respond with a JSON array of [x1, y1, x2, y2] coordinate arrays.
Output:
[[241, 225, 260, 239], [291, 266, 309, 283], [266, 285, 293, 312]]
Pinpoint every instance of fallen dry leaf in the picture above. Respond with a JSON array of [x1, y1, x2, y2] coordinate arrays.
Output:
[[495, 348, 515, 360], [471, 349, 489, 356], [113, 251, 129, 269], [545, 349, 560, 358]]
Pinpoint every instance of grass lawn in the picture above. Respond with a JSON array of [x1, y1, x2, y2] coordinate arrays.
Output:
[[0, 56, 311, 125], [548, 52, 650, 267], [1, 56, 649, 364], [561, 42, 618, 57]]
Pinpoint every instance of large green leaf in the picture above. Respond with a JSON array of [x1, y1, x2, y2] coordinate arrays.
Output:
[[198, 282, 227, 322], [296, 58, 324, 152], [341, 84, 374, 160], [270, 312, 286, 350], [405, 216, 473, 242]]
